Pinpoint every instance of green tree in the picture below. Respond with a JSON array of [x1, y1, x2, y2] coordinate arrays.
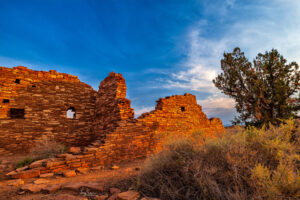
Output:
[[213, 48, 300, 126]]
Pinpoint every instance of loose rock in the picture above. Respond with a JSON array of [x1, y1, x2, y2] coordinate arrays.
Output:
[[117, 190, 140, 200]]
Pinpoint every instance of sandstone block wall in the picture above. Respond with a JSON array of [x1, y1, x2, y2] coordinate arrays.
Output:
[[93, 72, 134, 142], [0, 66, 97, 153], [3, 66, 226, 179]]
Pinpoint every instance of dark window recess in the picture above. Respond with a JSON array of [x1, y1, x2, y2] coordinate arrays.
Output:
[[181, 106, 185, 112], [15, 79, 20, 84], [10, 108, 25, 119], [66, 107, 76, 119], [3, 99, 9, 103]]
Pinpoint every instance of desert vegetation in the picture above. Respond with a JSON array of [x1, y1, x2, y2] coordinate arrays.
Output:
[[213, 48, 300, 126], [137, 119, 300, 200], [16, 136, 67, 168]]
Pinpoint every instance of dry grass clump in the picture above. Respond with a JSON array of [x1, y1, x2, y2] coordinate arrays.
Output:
[[16, 136, 67, 168], [138, 119, 300, 200], [30, 135, 68, 159]]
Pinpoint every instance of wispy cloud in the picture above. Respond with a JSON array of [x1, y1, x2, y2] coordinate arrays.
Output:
[[134, 106, 153, 117], [157, 0, 300, 122]]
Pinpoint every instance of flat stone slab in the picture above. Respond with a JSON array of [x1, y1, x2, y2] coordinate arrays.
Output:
[[11, 169, 40, 179], [62, 170, 77, 177], [33, 178, 50, 184], [54, 194, 88, 200], [63, 182, 104, 192], [42, 184, 62, 194], [20, 183, 47, 193], [7, 179, 24, 186], [117, 190, 140, 200]]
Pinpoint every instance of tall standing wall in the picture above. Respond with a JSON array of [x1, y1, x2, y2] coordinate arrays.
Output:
[[0, 66, 97, 153]]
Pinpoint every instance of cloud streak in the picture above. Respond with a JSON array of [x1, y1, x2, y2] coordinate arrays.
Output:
[[157, 0, 300, 123]]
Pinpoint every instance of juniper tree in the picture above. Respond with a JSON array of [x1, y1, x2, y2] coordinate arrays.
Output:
[[213, 47, 300, 126]]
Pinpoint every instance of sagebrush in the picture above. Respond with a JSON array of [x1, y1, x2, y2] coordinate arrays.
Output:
[[138, 119, 300, 200]]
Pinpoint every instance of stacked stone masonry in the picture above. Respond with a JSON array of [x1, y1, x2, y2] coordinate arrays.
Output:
[[0, 66, 225, 179]]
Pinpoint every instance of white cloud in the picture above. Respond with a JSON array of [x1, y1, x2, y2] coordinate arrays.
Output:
[[134, 106, 154, 117], [158, 1, 300, 123], [198, 96, 236, 116]]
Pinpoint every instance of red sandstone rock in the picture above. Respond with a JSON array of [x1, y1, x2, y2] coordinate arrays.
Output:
[[39, 172, 54, 178], [54, 194, 88, 200], [111, 165, 120, 170], [33, 178, 49, 184], [117, 191, 140, 200], [2, 67, 225, 180], [62, 170, 76, 177], [7, 179, 24, 186], [107, 194, 118, 200], [16, 166, 29, 172], [110, 187, 121, 194], [20, 183, 47, 193], [11, 169, 40, 179], [95, 194, 109, 200], [30, 160, 46, 168], [63, 182, 104, 192], [42, 184, 61, 194], [76, 167, 89, 174], [69, 147, 81, 154]]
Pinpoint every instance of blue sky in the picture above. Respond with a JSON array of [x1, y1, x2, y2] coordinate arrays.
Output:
[[1, 0, 300, 125]]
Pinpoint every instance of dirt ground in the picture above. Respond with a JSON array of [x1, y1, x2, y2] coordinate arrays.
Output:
[[0, 156, 144, 200]]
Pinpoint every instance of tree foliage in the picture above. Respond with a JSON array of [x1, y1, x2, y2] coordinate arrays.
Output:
[[213, 48, 300, 126]]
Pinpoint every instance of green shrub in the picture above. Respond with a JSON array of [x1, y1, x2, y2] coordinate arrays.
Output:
[[138, 119, 300, 200], [16, 157, 35, 168]]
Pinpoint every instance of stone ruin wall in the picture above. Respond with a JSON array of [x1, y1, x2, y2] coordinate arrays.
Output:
[[2, 66, 225, 179], [93, 72, 134, 143], [0, 66, 97, 153]]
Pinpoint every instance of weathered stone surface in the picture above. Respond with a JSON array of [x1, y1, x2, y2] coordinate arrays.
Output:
[[20, 183, 47, 193], [69, 147, 81, 154], [110, 187, 121, 194], [7, 179, 24, 186], [2, 67, 225, 179], [33, 178, 49, 184], [39, 172, 54, 178], [63, 182, 104, 192], [76, 167, 89, 174], [54, 194, 88, 200], [11, 169, 40, 179], [42, 184, 61, 194], [95, 194, 109, 200], [111, 165, 120, 170], [117, 191, 140, 200], [140, 198, 160, 200], [62, 170, 76, 177], [0, 66, 97, 153]]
